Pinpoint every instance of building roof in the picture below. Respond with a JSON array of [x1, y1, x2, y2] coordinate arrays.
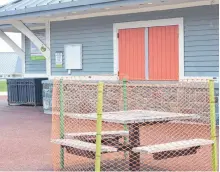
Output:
[[0, 0, 119, 12], [0, 52, 22, 74], [0, 0, 215, 21], [0, 0, 129, 17]]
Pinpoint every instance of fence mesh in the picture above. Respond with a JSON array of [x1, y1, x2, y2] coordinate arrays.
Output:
[[51, 79, 217, 171]]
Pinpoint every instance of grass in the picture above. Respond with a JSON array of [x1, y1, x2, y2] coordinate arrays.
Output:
[[0, 81, 7, 92]]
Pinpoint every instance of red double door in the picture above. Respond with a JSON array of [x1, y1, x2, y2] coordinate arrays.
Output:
[[118, 25, 179, 81]]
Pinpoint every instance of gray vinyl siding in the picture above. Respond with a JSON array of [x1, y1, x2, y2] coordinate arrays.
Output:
[[25, 30, 46, 74], [51, 5, 219, 77]]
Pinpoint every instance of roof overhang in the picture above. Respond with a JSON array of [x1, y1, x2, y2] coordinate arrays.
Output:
[[0, 0, 218, 30], [0, 0, 122, 18]]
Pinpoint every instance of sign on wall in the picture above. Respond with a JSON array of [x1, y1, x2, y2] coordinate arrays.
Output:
[[31, 31, 46, 61], [55, 51, 63, 68]]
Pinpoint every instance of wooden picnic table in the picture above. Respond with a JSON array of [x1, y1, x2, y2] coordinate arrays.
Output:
[[65, 110, 199, 124], [65, 110, 199, 171]]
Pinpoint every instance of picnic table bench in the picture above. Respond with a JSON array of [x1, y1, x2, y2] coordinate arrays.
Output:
[[51, 139, 118, 159], [51, 139, 118, 152], [132, 139, 214, 160], [52, 130, 129, 158], [65, 130, 129, 146]]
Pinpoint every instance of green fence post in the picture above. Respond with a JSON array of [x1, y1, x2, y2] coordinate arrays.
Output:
[[209, 80, 218, 172], [95, 82, 104, 172], [59, 79, 65, 170]]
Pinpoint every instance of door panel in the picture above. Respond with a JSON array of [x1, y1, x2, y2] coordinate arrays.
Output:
[[148, 25, 179, 80], [118, 28, 145, 80]]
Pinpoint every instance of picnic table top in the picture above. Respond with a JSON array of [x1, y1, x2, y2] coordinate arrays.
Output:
[[65, 110, 199, 124]]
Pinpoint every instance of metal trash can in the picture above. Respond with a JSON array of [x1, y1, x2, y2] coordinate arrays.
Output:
[[7, 78, 48, 106]]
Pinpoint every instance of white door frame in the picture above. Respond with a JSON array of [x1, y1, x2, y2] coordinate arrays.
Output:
[[113, 17, 184, 79]]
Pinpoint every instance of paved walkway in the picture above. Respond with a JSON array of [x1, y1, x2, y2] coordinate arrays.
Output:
[[0, 97, 52, 171]]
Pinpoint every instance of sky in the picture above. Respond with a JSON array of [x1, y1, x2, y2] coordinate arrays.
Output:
[[0, 0, 9, 5], [0, 0, 22, 53]]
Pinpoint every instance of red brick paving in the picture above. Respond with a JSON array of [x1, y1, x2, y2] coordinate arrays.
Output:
[[0, 96, 52, 171]]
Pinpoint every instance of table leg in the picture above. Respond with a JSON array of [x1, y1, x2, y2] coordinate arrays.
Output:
[[129, 124, 140, 171]]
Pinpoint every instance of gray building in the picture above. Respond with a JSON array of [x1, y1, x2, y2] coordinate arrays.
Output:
[[0, 0, 218, 80], [0, 0, 218, 116]]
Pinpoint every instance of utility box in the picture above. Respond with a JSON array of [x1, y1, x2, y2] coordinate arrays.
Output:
[[7, 78, 48, 106], [64, 44, 82, 70]]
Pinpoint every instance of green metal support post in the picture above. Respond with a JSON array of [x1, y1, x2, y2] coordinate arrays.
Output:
[[59, 79, 65, 170], [95, 82, 104, 172], [209, 80, 218, 172]]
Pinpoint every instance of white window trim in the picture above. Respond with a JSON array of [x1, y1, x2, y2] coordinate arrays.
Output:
[[113, 17, 184, 80]]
